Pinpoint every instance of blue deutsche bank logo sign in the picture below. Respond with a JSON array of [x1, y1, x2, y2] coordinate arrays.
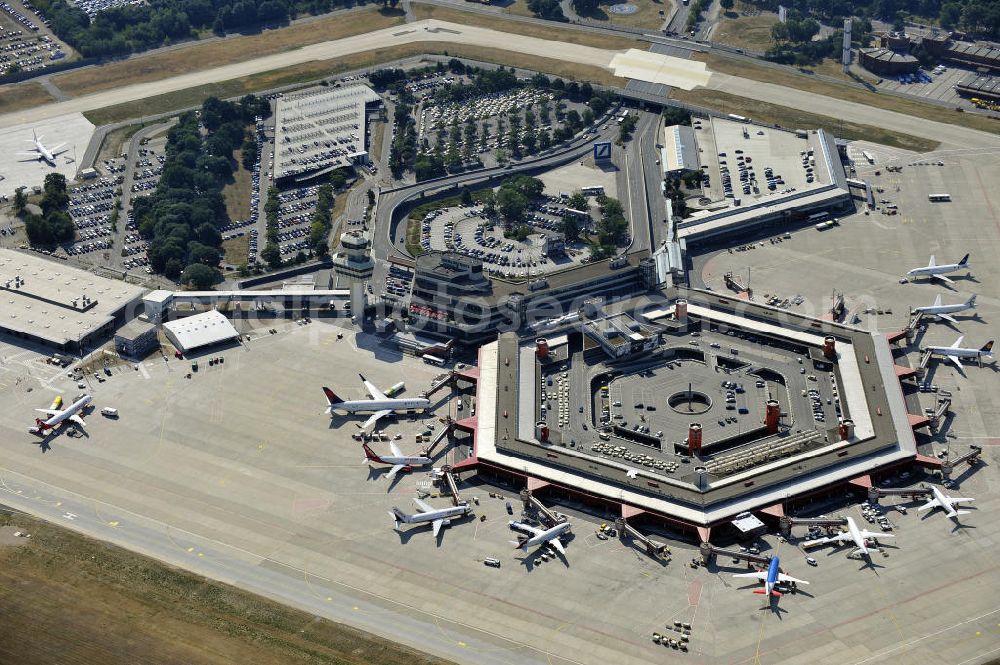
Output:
[[593, 141, 612, 161]]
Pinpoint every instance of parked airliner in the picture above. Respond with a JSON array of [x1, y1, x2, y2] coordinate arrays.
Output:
[[812, 516, 893, 556], [912, 294, 976, 323], [30, 393, 91, 435], [362, 441, 431, 480], [18, 130, 68, 166], [918, 485, 974, 519], [390, 498, 473, 537], [323, 374, 430, 430], [510, 520, 572, 556], [733, 556, 809, 598], [924, 336, 994, 371], [906, 254, 971, 284]]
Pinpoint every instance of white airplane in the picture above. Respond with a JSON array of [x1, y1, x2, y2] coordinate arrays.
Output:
[[30, 393, 91, 435], [323, 374, 430, 431], [924, 336, 994, 371], [812, 516, 893, 556], [912, 294, 976, 323], [906, 254, 971, 284], [510, 520, 572, 556], [18, 129, 68, 166], [917, 485, 974, 519], [389, 498, 473, 537], [733, 556, 809, 599], [362, 441, 431, 481]]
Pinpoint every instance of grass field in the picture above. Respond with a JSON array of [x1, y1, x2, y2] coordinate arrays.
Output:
[[223, 150, 253, 221], [53, 8, 405, 99], [671, 87, 940, 152], [221, 235, 249, 266], [574, 0, 671, 30], [0, 81, 54, 114], [0, 511, 452, 665], [711, 14, 777, 52], [693, 51, 1000, 137], [412, 3, 646, 50], [495, 0, 536, 18], [95, 123, 148, 163], [83, 41, 620, 126]]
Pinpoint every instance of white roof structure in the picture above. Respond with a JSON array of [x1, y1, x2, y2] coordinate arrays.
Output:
[[162, 310, 239, 352], [662, 124, 699, 173], [0, 248, 144, 347]]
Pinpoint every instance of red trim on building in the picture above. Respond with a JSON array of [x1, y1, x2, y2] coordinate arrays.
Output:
[[908, 413, 931, 429], [527, 477, 551, 492], [914, 453, 943, 469], [895, 365, 917, 379], [621, 504, 646, 519], [759, 502, 785, 518], [848, 474, 872, 489], [696, 526, 711, 544], [885, 330, 908, 344]]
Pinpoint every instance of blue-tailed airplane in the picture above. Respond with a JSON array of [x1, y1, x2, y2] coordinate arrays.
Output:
[[733, 556, 809, 598]]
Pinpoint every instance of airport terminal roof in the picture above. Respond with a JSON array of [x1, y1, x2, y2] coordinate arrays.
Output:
[[0, 249, 144, 346], [162, 310, 239, 352], [272, 84, 381, 182]]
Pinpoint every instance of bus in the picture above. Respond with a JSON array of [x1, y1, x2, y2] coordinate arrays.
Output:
[[423, 354, 446, 367], [727, 113, 748, 123], [616, 111, 629, 124], [928, 193, 951, 202], [861, 150, 875, 164], [581, 185, 604, 196]]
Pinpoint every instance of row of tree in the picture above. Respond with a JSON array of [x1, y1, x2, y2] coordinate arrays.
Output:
[[135, 97, 263, 288], [18, 174, 76, 247], [30, 0, 343, 59]]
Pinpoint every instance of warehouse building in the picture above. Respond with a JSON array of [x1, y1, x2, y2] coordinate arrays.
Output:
[[859, 47, 920, 76], [162, 310, 239, 353], [662, 124, 699, 175], [272, 84, 382, 185], [0, 249, 144, 351], [955, 73, 1000, 102], [114, 317, 159, 358]]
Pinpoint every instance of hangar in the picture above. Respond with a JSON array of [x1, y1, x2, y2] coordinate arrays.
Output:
[[162, 310, 239, 353]]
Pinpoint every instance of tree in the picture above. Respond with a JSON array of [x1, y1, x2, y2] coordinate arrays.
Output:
[[460, 186, 473, 206], [261, 243, 281, 269], [720, 0, 734, 10], [496, 188, 528, 226], [567, 191, 589, 212], [164, 257, 183, 280], [180, 263, 219, 289], [13, 186, 26, 215]]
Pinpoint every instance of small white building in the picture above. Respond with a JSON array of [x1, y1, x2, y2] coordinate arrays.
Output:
[[162, 310, 239, 353]]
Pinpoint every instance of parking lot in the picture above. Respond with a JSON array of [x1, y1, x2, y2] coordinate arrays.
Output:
[[419, 200, 590, 280], [222, 117, 264, 265], [0, 0, 70, 73], [119, 142, 168, 274], [68, 0, 142, 18], [873, 63, 971, 107], [65, 175, 119, 260], [274, 185, 318, 258]]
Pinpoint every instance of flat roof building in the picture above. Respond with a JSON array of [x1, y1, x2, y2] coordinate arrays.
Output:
[[859, 47, 920, 75], [114, 317, 158, 358], [272, 84, 382, 185], [162, 310, 239, 353], [956, 73, 1000, 102], [0, 249, 144, 351], [662, 124, 699, 175]]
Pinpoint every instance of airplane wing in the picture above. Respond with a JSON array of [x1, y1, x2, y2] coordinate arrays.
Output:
[[939, 313, 958, 324], [412, 497, 434, 513], [945, 354, 964, 372], [777, 573, 810, 585], [35, 408, 62, 416], [361, 410, 392, 431], [732, 571, 768, 580], [386, 464, 405, 481], [389, 440, 402, 457], [932, 273, 954, 284], [857, 529, 893, 539], [953, 336, 965, 348], [69, 415, 86, 427], [949, 497, 974, 504], [432, 518, 444, 537], [360, 374, 387, 400], [815, 532, 852, 545], [49, 143, 67, 154], [918, 497, 941, 512], [548, 537, 566, 556]]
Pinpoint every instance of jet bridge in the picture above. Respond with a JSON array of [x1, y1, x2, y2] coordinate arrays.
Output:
[[614, 518, 671, 559], [698, 542, 771, 567], [519, 489, 564, 527], [421, 418, 454, 457], [942, 445, 983, 480], [868, 486, 932, 503], [437, 465, 463, 505], [421, 372, 456, 400], [778, 515, 847, 537]]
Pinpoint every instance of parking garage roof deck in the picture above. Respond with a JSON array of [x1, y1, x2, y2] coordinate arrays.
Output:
[[475, 289, 916, 526]]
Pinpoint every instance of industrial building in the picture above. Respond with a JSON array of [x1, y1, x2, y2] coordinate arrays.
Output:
[[114, 317, 159, 358], [858, 47, 920, 76], [271, 84, 382, 185], [455, 288, 921, 540], [922, 33, 1000, 73], [956, 73, 1000, 102], [661, 124, 699, 175], [162, 310, 240, 353], [0, 249, 144, 351]]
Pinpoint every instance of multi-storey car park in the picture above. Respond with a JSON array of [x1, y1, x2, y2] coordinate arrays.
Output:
[[450, 288, 921, 543]]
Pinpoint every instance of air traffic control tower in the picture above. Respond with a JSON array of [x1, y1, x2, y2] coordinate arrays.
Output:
[[331, 231, 374, 319]]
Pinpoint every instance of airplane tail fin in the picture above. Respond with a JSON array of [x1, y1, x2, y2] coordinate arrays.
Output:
[[981, 340, 994, 354], [34, 418, 49, 431], [968, 294, 977, 307], [958, 253, 970, 267], [322, 387, 343, 410], [389, 507, 407, 529], [510, 537, 528, 550], [362, 442, 382, 463]]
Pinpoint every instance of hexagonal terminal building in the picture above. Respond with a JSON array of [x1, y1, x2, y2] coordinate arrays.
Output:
[[331, 231, 374, 318], [457, 287, 918, 543]]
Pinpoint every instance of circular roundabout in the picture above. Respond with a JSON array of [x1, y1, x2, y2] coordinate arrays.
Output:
[[667, 390, 713, 415], [608, 2, 638, 13]]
